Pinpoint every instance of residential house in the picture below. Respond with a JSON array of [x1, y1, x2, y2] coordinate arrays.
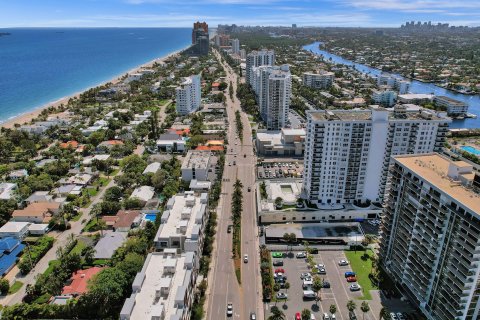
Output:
[[0, 222, 30, 239], [0, 183, 17, 201], [25, 191, 53, 205], [11, 202, 61, 223], [61, 266, 105, 296], [93, 231, 128, 259]]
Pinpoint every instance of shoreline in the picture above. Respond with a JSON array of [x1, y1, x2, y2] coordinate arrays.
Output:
[[0, 46, 189, 129]]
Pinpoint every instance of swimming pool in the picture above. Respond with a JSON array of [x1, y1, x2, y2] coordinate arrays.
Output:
[[144, 214, 157, 222], [460, 146, 480, 156]]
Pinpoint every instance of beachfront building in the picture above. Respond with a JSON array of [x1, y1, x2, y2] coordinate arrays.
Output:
[[397, 93, 434, 104], [120, 250, 198, 320], [302, 106, 450, 206], [246, 50, 275, 85], [372, 90, 397, 107], [302, 71, 334, 89], [181, 150, 211, 182], [256, 128, 306, 157], [434, 95, 468, 117], [154, 191, 208, 253], [251, 65, 291, 130], [380, 154, 480, 320], [176, 75, 201, 115]]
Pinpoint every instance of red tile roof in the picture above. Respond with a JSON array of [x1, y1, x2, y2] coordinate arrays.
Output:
[[61, 267, 105, 296], [168, 128, 190, 135], [59, 141, 79, 149]]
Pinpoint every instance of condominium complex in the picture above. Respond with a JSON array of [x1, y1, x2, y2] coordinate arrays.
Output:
[[372, 90, 397, 107], [302, 71, 334, 89], [176, 75, 201, 115], [434, 95, 469, 117], [303, 106, 450, 205], [120, 250, 198, 320], [154, 191, 208, 253], [250, 65, 291, 130], [231, 38, 240, 54], [380, 153, 480, 320], [256, 128, 305, 156], [377, 73, 411, 94], [245, 50, 275, 85]]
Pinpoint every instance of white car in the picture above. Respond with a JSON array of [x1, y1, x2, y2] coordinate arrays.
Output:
[[226, 303, 233, 316], [244, 254, 248, 263], [296, 252, 307, 258], [338, 259, 349, 266], [350, 284, 361, 291], [316, 264, 325, 269]]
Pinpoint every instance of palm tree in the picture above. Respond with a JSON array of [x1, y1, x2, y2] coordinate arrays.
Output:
[[347, 300, 357, 312], [273, 283, 280, 306], [268, 306, 286, 320], [360, 301, 370, 320], [301, 309, 311, 320], [81, 245, 96, 265], [329, 304, 337, 315], [283, 282, 290, 306]]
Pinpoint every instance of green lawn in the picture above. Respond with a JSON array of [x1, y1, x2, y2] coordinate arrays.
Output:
[[94, 177, 110, 187], [84, 187, 98, 197], [83, 218, 99, 232], [43, 260, 60, 277], [344, 250, 377, 300], [8, 281, 23, 295], [69, 240, 86, 255]]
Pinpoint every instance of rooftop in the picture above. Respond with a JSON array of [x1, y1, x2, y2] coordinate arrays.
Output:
[[155, 192, 207, 243], [62, 267, 105, 296], [93, 231, 128, 259], [130, 186, 155, 203], [12, 202, 60, 218], [143, 162, 161, 174], [394, 153, 480, 214], [181, 151, 211, 170], [121, 252, 195, 320], [308, 107, 449, 122], [0, 222, 30, 234]]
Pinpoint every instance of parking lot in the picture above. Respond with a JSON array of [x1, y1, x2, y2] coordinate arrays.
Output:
[[266, 250, 417, 320], [257, 160, 304, 179]]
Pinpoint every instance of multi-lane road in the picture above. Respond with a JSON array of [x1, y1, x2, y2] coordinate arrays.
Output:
[[207, 50, 262, 320]]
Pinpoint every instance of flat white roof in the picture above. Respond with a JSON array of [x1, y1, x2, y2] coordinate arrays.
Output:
[[127, 253, 188, 320], [143, 162, 161, 174], [181, 151, 210, 170], [156, 192, 207, 241], [0, 221, 30, 233], [131, 186, 155, 202]]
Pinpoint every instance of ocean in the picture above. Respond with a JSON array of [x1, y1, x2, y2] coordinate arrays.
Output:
[[0, 28, 191, 123]]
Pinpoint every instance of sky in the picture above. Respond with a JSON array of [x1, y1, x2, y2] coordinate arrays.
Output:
[[1, 0, 480, 28]]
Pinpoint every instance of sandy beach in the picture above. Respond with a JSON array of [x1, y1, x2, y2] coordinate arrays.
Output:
[[0, 47, 186, 129]]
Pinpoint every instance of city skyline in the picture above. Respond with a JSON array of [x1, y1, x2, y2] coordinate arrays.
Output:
[[1, 0, 480, 28]]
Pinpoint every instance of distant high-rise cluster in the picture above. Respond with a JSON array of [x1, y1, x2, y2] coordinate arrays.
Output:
[[401, 21, 470, 31]]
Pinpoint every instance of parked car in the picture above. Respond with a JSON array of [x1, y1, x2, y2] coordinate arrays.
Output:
[[296, 252, 307, 258], [226, 303, 233, 316], [339, 259, 349, 266], [276, 292, 288, 299], [323, 313, 330, 320], [350, 284, 361, 291], [274, 268, 285, 274], [296, 313, 301, 320], [389, 313, 398, 320], [396, 313, 405, 320], [303, 290, 316, 300], [322, 281, 331, 288], [346, 276, 357, 282], [344, 271, 356, 278], [317, 267, 326, 275], [300, 272, 312, 280], [310, 248, 319, 254], [272, 252, 283, 258], [272, 260, 284, 266]]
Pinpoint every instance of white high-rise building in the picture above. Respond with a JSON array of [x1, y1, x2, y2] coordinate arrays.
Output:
[[380, 153, 480, 320], [303, 107, 450, 205], [251, 65, 291, 130], [246, 50, 275, 85], [175, 74, 201, 115], [302, 72, 334, 89], [231, 38, 240, 54]]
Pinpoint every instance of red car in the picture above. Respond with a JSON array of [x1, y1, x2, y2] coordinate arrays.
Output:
[[295, 312, 301, 320], [275, 268, 285, 274], [346, 276, 357, 282]]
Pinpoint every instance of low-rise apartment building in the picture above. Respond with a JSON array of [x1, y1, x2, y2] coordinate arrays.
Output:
[[302, 71, 334, 89], [434, 95, 468, 117], [181, 151, 211, 182], [380, 153, 480, 320], [120, 250, 197, 320], [256, 128, 305, 156], [154, 192, 208, 253]]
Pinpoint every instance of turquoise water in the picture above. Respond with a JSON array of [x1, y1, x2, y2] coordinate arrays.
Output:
[[144, 214, 157, 222], [460, 146, 480, 156], [0, 28, 191, 123], [303, 42, 480, 129]]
